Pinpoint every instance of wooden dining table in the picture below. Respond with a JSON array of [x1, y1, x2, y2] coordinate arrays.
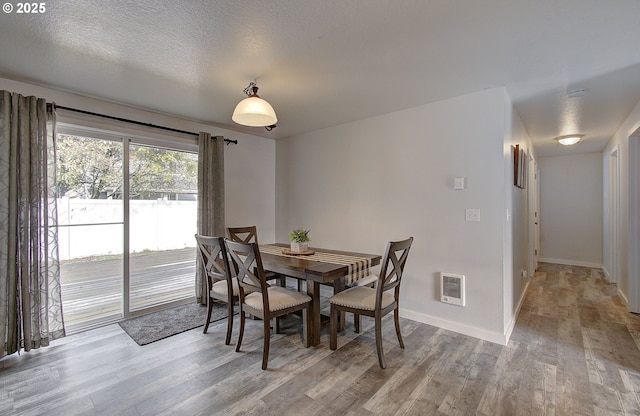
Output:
[[259, 243, 381, 347]]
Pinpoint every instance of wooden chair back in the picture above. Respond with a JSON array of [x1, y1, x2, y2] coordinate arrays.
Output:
[[195, 234, 233, 297], [375, 236, 414, 308], [195, 234, 237, 342], [227, 226, 260, 244], [225, 239, 271, 311], [227, 225, 285, 285]]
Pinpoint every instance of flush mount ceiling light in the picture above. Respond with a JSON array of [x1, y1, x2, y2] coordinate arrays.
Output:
[[555, 134, 584, 146], [232, 81, 277, 131]]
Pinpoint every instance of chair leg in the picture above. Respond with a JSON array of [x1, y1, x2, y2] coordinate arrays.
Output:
[[235, 310, 245, 352], [224, 300, 234, 345], [375, 314, 386, 369], [203, 298, 214, 334], [338, 311, 346, 332], [330, 305, 338, 350], [333, 278, 346, 332], [274, 317, 280, 334], [354, 313, 361, 333], [262, 317, 271, 370], [394, 308, 404, 349]]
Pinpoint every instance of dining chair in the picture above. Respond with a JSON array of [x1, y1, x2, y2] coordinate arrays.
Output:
[[195, 234, 238, 345], [329, 236, 414, 369], [226, 225, 287, 287], [227, 225, 290, 328], [225, 239, 311, 370]]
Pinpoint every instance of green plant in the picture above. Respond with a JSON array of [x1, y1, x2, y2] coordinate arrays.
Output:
[[289, 228, 311, 243]]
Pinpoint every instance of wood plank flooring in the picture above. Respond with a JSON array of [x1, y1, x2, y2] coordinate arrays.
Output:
[[2, 263, 640, 415]]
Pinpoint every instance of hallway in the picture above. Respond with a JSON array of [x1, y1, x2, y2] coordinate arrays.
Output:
[[508, 263, 640, 415]]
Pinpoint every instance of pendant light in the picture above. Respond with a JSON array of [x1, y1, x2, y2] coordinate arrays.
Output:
[[232, 81, 277, 130]]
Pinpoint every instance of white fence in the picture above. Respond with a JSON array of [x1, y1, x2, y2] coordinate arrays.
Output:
[[56, 197, 197, 260]]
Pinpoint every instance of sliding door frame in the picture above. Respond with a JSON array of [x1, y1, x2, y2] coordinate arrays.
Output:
[[56, 121, 198, 323]]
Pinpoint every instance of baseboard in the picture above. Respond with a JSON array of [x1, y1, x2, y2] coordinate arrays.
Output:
[[618, 288, 629, 305], [398, 308, 507, 346], [503, 279, 530, 344], [539, 257, 602, 269]]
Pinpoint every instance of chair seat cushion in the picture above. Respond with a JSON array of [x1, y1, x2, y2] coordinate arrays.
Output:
[[211, 278, 239, 297], [329, 286, 395, 311], [245, 286, 311, 312]]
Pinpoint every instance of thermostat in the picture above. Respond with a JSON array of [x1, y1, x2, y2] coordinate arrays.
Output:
[[441, 273, 465, 306]]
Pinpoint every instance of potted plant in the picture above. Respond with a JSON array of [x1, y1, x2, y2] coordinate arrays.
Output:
[[289, 228, 311, 253]]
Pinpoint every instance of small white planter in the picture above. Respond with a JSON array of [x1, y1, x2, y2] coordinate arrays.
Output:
[[290, 241, 308, 253]]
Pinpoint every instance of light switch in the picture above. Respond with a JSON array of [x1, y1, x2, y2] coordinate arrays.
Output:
[[465, 208, 480, 221], [454, 177, 465, 190]]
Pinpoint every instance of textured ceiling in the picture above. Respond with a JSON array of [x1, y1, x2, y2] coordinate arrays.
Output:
[[1, 0, 640, 157]]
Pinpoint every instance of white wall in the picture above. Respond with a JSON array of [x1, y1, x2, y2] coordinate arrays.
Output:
[[0, 77, 277, 242], [538, 153, 603, 267], [603, 97, 640, 309], [224, 129, 276, 241], [277, 87, 522, 344], [503, 95, 534, 335]]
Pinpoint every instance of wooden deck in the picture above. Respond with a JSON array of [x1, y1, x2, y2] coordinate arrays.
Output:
[[60, 248, 196, 333]]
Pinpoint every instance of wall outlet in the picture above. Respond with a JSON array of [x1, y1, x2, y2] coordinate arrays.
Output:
[[465, 208, 480, 221], [521, 269, 528, 278]]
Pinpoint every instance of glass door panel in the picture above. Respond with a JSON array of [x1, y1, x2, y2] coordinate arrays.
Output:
[[56, 134, 124, 333], [128, 144, 197, 311]]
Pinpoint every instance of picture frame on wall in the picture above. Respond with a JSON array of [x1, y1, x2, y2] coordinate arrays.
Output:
[[514, 144, 527, 189]]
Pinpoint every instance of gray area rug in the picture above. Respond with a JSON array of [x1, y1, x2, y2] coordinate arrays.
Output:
[[119, 302, 230, 345]]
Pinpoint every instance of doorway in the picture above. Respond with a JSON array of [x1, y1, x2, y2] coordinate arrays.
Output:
[[528, 156, 540, 275], [608, 146, 620, 283], [630, 131, 640, 313]]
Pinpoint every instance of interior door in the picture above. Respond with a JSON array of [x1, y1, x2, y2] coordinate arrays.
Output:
[[534, 163, 540, 270], [528, 156, 540, 275], [628, 133, 639, 313], [608, 146, 620, 283]]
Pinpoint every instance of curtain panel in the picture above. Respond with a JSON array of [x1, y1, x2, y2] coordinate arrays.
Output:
[[0, 91, 64, 358], [196, 133, 225, 304]]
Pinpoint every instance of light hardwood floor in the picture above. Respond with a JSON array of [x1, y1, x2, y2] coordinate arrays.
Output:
[[2, 263, 640, 415]]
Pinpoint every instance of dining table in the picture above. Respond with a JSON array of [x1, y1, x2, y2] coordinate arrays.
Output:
[[259, 243, 381, 347]]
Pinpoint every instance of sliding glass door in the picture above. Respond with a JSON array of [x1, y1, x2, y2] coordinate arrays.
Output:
[[56, 134, 125, 333], [56, 130, 197, 333], [128, 144, 198, 311]]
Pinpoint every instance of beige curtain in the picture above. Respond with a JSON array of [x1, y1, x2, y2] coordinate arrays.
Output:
[[0, 91, 64, 358], [196, 133, 225, 304]]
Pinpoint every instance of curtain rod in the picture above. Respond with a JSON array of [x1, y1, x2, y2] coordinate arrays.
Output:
[[51, 104, 238, 145]]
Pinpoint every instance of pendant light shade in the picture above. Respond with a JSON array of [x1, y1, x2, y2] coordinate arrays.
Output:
[[232, 82, 277, 127]]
